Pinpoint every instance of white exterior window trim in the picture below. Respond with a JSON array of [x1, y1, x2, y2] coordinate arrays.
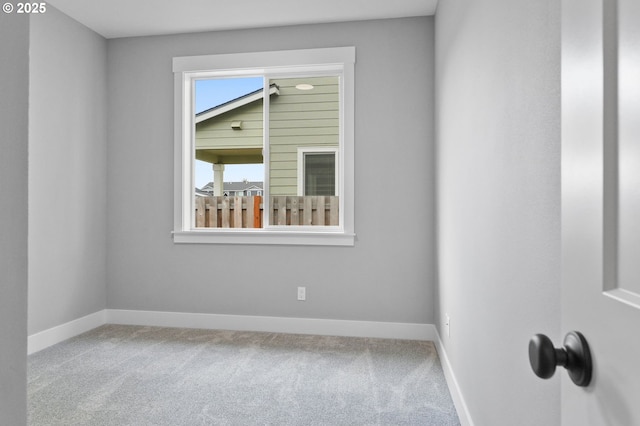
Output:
[[172, 47, 355, 246], [297, 147, 339, 197]]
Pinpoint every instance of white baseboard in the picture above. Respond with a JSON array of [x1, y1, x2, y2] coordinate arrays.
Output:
[[28, 309, 435, 354], [433, 330, 474, 426], [28, 310, 107, 355], [106, 309, 436, 341]]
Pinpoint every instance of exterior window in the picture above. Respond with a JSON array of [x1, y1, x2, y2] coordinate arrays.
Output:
[[305, 153, 335, 195], [172, 47, 355, 245], [298, 148, 338, 196]]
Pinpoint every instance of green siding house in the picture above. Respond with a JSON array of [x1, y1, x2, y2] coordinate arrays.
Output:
[[195, 76, 339, 196]]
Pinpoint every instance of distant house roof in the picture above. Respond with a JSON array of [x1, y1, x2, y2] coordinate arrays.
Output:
[[195, 83, 279, 124], [199, 181, 263, 192]]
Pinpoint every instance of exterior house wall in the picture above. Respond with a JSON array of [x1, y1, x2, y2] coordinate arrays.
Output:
[[196, 101, 263, 154], [269, 76, 339, 196], [107, 17, 435, 324], [0, 12, 29, 425]]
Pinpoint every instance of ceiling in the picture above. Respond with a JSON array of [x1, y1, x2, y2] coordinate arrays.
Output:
[[45, 0, 438, 39]]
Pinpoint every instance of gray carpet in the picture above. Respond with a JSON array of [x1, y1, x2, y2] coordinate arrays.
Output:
[[28, 325, 460, 425]]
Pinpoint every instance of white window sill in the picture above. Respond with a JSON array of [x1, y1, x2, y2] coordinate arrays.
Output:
[[172, 229, 356, 246]]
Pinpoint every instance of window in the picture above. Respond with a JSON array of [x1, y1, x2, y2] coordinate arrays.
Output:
[[172, 47, 355, 245], [298, 148, 338, 196]]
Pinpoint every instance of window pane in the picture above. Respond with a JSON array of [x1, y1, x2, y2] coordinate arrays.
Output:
[[194, 77, 265, 228], [305, 153, 335, 196], [268, 76, 340, 226]]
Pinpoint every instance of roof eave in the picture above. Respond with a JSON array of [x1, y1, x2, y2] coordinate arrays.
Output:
[[195, 84, 279, 124]]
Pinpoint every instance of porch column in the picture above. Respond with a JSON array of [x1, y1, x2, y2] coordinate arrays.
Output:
[[213, 164, 225, 196]]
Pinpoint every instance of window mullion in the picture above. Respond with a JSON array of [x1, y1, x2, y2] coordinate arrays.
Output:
[[262, 75, 271, 228]]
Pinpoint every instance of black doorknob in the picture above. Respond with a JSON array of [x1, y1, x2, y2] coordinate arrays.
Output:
[[528, 331, 592, 387]]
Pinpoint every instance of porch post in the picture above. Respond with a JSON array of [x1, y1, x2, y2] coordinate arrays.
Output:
[[213, 164, 225, 196]]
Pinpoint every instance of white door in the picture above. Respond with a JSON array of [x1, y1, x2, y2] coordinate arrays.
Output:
[[562, 0, 640, 424]]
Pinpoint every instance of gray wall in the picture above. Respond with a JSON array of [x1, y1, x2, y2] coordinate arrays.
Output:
[[107, 17, 436, 324], [28, 8, 108, 335], [0, 12, 29, 425], [434, 1, 561, 425]]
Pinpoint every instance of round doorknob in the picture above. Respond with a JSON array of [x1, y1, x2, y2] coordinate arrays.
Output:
[[528, 331, 592, 387]]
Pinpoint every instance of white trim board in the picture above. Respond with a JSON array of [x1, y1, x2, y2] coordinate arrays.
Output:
[[433, 330, 475, 426], [27, 310, 107, 355], [106, 309, 435, 341], [27, 309, 435, 353]]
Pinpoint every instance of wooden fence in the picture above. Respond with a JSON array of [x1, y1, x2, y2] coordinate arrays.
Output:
[[195, 195, 339, 228]]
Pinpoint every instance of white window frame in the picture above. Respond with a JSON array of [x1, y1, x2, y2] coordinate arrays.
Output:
[[172, 47, 355, 246], [297, 147, 339, 196]]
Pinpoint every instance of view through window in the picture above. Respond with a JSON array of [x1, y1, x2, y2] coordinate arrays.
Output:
[[194, 75, 340, 228]]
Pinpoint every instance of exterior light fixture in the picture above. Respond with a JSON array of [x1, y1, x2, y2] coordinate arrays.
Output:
[[295, 83, 314, 91]]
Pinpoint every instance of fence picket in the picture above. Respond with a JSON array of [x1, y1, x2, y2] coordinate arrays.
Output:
[[253, 196, 262, 228], [329, 196, 339, 226], [234, 196, 243, 228], [303, 196, 313, 225], [195, 197, 205, 227], [221, 197, 230, 228], [246, 196, 254, 228], [208, 197, 218, 227], [277, 196, 287, 225], [316, 196, 325, 225], [290, 196, 300, 225]]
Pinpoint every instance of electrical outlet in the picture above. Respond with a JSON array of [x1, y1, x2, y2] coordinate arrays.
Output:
[[297, 286, 306, 301], [445, 314, 450, 337]]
